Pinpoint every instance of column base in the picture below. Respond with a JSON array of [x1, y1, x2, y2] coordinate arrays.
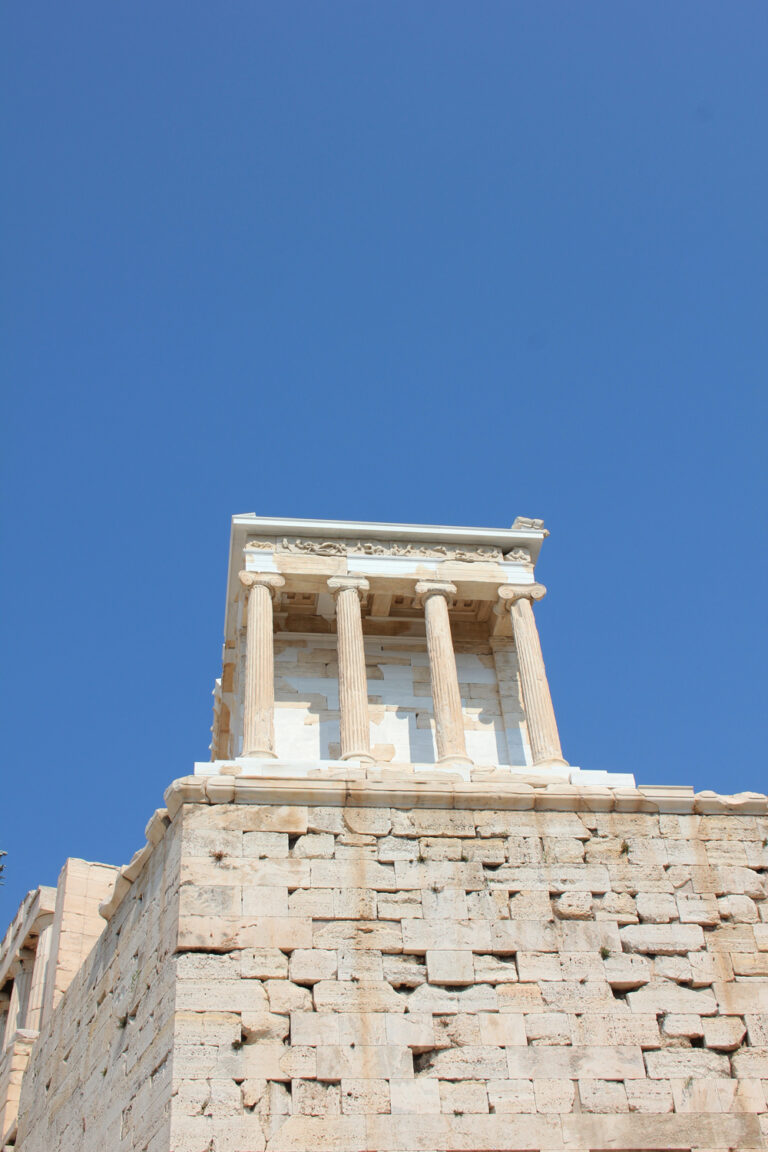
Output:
[[340, 751, 376, 764], [533, 756, 570, 770], [241, 749, 279, 759], [437, 754, 474, 767]]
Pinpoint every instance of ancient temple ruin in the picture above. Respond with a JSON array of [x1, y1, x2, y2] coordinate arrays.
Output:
[[2, 514, 767, 1151]]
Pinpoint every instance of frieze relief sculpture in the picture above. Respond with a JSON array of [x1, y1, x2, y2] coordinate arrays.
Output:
[[245, 535, 532, 564]]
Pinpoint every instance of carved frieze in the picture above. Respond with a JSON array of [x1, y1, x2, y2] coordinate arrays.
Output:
[[245, 536, 532, 564]]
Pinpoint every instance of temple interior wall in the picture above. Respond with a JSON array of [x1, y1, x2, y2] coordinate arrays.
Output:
[[260, 634, 529, 765]]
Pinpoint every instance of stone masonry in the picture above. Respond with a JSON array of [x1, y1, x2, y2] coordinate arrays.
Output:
[[3, 515, 767, 1151]]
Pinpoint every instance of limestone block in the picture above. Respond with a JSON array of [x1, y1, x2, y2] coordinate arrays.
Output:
[[382, 954, 426, 988], [417, 1045, 508, 1080], [376, 836, 419, 862], [473, 954, 518, 983], [265, 980, 313, 1014], [661, 1013, 703, 1040], [652, 954, 693, 983], [339, 1078, 390, 1114], [384, 1013, 435, 1052], [508, 1044, 645, 1080], [422, 887, 468, 920], [635, 892, 678, 923], [644, 1048, 731, 1078], [241, 806, 309, 833], [315, 1044, 413, 1081], [619, 923, 705, 955], [707, 924, 758, 954], [732, 951, 768, 976], [289, 949, 337, 984], [557, 920, 621, 953], [490, 921, 557, 954], [477, 1011, 526, 1046], [439, 1079, 489, 1113], [292, 833, 335, 858], [714, 981, 768, 1014], [394, 860, 486, 891], [486, 1078, 536, 1113], [525, 1012, 571, 1045], [676, 893, 720, 925], [390, 810, 475, 838], [241, 949, 289, 979], [702, 1015, 746, 1050], [603, 953, 651, 990], [291, 1078, 341, 1115], [689, 950, 731, 986], [264, 1114, 366, 1149], [377, 892, 422, 921], [731, 1046, 768, 1078], [312, 920, 402, 954], [425, 950, 474, 985], [745, 1013, 768, 1045], [506, 836, 544, 865], [516, 952, 561, 982], [312, 981, 405, 1013], [539, 979, 619, 1014], [462, 838, 506, 864], [310, 860, 398, 891], [386, 972, 478, 1017], [332, 888, 378, 919], [561, 1112, 763, 1150], [718, 893, 758, 922], [242, 831, 289, 857], [625, 1078, 674, 1113], [337, 949, 384, 982], [175, 977, 269, 1014], [417, 837, 462, 861], [343, 808, 392, 836], [307, 807, 345, 835], [572, 1013, 661, 1049], [508, 891, 553, 920], [390, 1077, 440, 1114], [242, 887, 289, 916], [578, 1078, 629, 1113], [401, 919, 492, 954], [595, 892, 638, 924], [553, 892, 592, 920], [533, 1077, 576, 1113], [627, 983, 717, 1015]]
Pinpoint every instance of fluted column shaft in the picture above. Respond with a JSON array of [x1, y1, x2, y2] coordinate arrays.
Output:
[[328, 577, 373, 762], [499, 583, 567, 767], [25, 923, 53, 1033], [239, 571, 285, 757], [416, 581, 472, 765]]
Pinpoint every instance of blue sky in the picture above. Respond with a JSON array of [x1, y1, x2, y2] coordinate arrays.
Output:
[[2, 3, 766, 919]]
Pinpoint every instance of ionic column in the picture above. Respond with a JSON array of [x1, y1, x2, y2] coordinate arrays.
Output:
[[238, 571, 286, 757], [497, 583, 567, 767], [415, 580, 472, 765], [328, 577, 373, 762], [25, 922, 53, 1033]]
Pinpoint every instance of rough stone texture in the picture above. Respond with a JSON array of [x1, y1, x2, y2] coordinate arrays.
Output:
[[7, 785, 768, 1151]]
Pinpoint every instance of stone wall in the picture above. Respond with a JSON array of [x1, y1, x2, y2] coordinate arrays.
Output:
[[14, 773, 768, 1150], [267, 635, 527, 766], [15, 820, 179, 1152]]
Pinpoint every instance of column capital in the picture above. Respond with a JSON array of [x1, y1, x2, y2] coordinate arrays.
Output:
[[496, 582, 547, 608], [238, 571, 286, 600], [414, 579, 457, 605], [327, 576, 370, 601]]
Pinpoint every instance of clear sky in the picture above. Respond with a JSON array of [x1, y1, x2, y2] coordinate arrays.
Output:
[[2, 3, 766, 920]]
